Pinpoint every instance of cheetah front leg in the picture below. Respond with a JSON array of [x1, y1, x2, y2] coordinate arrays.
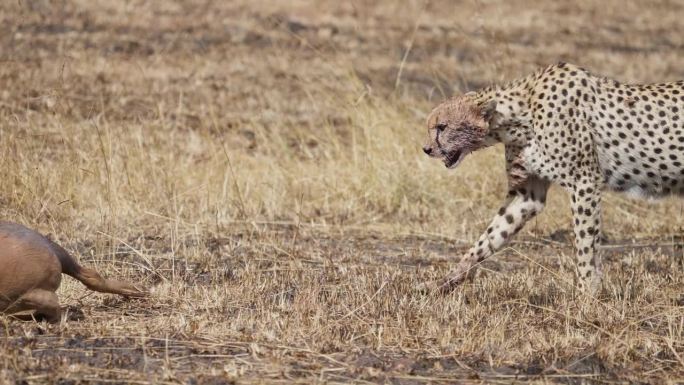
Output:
[[569, 180, 603, 294], [434, 177, 550, 292]]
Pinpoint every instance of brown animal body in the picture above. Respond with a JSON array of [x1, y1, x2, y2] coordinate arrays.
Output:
[[0, 221, 145, 322]]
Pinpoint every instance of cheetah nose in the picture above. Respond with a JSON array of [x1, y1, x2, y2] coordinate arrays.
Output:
[[423, 146, 433, 155]]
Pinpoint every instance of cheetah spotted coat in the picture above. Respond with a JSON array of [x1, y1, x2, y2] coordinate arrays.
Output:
[[425, 62, 684, 293]]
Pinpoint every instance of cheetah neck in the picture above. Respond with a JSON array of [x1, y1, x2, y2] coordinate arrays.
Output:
[[471, 75, 536, 147]]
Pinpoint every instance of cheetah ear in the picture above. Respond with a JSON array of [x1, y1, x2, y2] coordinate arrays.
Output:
[[481, 99, 498, 122]]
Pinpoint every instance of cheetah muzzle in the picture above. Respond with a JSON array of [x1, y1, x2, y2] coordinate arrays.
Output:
[[421, 62, 684, 295]]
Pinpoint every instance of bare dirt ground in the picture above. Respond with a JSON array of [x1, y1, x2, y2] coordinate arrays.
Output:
[[0, 0, 683, 383]]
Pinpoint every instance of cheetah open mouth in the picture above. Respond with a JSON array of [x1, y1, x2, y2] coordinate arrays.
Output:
[[444, 149, 467, 168]]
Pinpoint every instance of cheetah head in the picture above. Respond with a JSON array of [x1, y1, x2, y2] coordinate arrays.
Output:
[[422, 95, 497, 168]]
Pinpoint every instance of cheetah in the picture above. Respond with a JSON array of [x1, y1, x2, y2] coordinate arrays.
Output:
[[422, 62, 684, 294]]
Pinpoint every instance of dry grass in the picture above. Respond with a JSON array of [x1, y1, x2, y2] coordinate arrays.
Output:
[[0, 0, 683, 383]]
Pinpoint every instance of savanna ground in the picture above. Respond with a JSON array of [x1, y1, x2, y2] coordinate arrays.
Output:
[[0, 0, 683, 383]]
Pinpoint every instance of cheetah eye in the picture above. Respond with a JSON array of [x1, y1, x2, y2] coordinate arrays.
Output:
[[435, 123, 447, 132]]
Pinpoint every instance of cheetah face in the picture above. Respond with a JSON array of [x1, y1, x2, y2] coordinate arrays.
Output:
[[423, 97, 496, 169], [426, 122, 470, 168]]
